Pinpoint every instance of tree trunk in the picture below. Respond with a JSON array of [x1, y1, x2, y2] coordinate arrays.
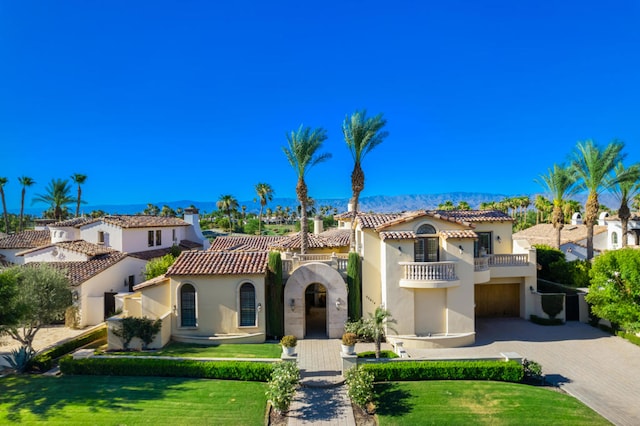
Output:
[[297, 179, 308, 255], [20, 188, 25, 232], [258, 204, 264, 235], [585, 193, 599, 259], [76, 186, 82, 217], [350, 165, 365, 251], [619, 202, 630, 248], [0, 189, 9, 233], [552, 203, 564, 249]]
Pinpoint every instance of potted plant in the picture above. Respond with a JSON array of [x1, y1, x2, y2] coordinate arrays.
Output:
[[280, 335, 297, 356], [341, 332, 357, 355]]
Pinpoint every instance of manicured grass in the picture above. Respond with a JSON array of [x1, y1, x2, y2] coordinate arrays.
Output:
[[106, 341, 282, 358], [375, 381, 610, 425], [0, 375, 267, 425]]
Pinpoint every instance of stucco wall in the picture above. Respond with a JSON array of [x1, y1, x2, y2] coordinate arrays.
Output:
[[23, 246, 87, 263]]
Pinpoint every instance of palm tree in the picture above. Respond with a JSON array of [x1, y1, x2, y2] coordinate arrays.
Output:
[[18, 176, 35, 232], [217, 194, 238, 232], [343, 110, 389, 250], [0, 177, 9, 233], [362, 306, 395, 359], [255, 183, 274, 235], [535, 164, 578, 249], [70, 173, 87, 217], [562, 199, 583, 223], [534, 195, 552, 224], [456, 201, 471, 211], [572, 140, 628, 259], [609, 162, 640, 247], [438, 200, 455, 210], [282, 125, 331, 254], [32, 178, 76, 221]]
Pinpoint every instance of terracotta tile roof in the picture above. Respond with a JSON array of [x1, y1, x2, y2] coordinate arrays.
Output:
[[0, 230, 50, 249], [51, 217, 96, 228], [208, 236, 287, 251], [269, 230, 350, 250], [17, 240, 116, 257], [435, 210, 513, 222], [25, 252, 128, 286], [513, 224, 608, 246], [167, 251, 268, 276], [440, 230, 479, 239], [128, 247, 175, 261], [379, 231, 417, 241], [133, 274, 170, 291], [99, 215, 190, 229], [357, 213, 405, 229], [179, 239, 204, 250]]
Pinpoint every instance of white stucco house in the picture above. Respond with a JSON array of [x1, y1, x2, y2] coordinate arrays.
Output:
[[0, 208, 209, 327], [117, 209, 537, 350]]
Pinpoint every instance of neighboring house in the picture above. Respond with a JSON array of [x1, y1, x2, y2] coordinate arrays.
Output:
[[597, 211, 640, 250], [512, 213, 608, 261], [118, 210, 537, 350], [0, 208, 209, 328]]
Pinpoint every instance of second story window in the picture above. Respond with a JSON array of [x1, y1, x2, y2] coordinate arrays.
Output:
[[414, 224, 439, 262], [148, 230, 154, 247], [474, 232, 492, 257], [156, 230, 162, 246], [98, 231, 105, 244]]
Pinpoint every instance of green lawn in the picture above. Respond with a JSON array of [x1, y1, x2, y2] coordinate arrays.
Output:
[[0, 375, 267, 425], [106, 342, 281, 358], [375, 381, 610, 425]]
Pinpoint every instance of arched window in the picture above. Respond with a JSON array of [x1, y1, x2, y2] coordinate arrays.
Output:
[[415, 223, 439, 262], [239, 283, 256, 327], [612, 232, 619, 246], [180, 284, 196, 327]]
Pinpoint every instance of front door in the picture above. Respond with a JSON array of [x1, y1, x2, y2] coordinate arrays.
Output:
[[104, 292, 117, 320], [305, 283, 327, 338]]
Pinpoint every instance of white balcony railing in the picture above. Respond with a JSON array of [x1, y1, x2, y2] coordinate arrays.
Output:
[[474, 256, 489, 272], [281, 252, 349, 276], [487, 253, 529, 267], [399, 261, 458, 281]]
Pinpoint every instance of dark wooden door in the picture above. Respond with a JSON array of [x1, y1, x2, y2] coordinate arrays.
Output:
[[104, 292, 117, 320]]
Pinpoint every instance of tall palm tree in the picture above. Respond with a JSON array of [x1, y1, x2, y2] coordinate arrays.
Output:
[[282, 125, 331, 254], [255, 182, 274, 235], [18, 176, 35, 232], [535, 164, 578, 249], [343, 110, 388, 250], [0, 177, 9, 233], [71, 173, 87, 217], [609, 162, 640, 247], [572, 140, 628, 259], [217, 194, 238, 232], [32, 178, 76, 221]]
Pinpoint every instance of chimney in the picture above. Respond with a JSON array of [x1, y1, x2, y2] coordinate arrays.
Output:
[[313, 215, 323, 235], [571, 212, 582, 225]]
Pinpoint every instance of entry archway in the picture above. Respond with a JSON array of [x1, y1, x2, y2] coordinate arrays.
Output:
[[284, 262, 348, 339], [305, 283, 327, 337]]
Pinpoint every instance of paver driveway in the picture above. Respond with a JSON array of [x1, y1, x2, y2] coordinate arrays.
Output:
[[405, 318, 640, 426]]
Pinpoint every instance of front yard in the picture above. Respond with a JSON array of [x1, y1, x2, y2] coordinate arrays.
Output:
[[104, 341, 282, 358], [375, 381, 610, 425], [0, 375, 267, 425]]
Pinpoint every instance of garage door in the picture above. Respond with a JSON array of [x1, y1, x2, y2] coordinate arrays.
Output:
[[475, 283, 520, 317]]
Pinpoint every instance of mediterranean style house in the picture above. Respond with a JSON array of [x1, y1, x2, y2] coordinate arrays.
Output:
[[0, 209, 209, 327], [114, 210, 538, 350]]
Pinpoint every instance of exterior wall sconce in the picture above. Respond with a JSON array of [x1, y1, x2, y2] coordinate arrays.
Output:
[[398, 246, 402, 252], [496, 235, 502, 243], [336, 299, 342, 310], [458, 245, 464, 254], [257, 303, 262, 312], [289, 298, 295, 311], [529, 285, 535, 293], [172, 304, 177, 314], [72, 290, 79, 302]]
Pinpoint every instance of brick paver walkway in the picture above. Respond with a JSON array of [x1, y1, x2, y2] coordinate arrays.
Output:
[[407, 318, 640, 426]]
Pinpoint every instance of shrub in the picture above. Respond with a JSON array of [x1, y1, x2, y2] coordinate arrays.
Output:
[[345, 367, 374, 408], [530, 315, 564, 326], [59, 357, 273, 381], [357, 350, 398, 359], [360, 360, 523, 382], [280, 335, 297, 348], [342, 332, 357, 346], [30, 326, 107, 372], [534, 245, 566, 281], [541, 294, 564, 319], [3, 346, 35, 373], [522, 358, 543, 383], [266, 361, 299, 414], [113, 317, 162, 350]]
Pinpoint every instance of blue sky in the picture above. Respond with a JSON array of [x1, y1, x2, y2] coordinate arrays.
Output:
[[1, 1, 639, 212]]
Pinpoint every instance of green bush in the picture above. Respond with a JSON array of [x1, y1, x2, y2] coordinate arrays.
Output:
[[345, 367, 374, 408], [541, 294, 564, 319], [357, 350, 398, 359], [534, 245, 566, 281], [265, 361, 299, 414], [360, 360, 523, 383], [59, 356, 274, 381], [30, 326, 107, 372], [113, 317, 162, 349]]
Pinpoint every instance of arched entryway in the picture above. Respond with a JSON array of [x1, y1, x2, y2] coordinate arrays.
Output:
[[305, 283, 327, 337], [284, 262, 348, 339]]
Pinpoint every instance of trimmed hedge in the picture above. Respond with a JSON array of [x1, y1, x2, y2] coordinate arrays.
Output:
[[360, 360, 523, 383], [30, 326, 107, 372], [358, 350, 399, 359], [59, 356, 274, 382]]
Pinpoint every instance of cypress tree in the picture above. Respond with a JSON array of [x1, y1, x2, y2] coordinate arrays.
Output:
[[267, 251, 284, 338], [347, 251, 362, 321]]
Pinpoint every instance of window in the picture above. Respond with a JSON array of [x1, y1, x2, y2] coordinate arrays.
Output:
[[414, 223, 439, 262], [127, 275, 135, 292], [148, 230, 154, 247], [474, 232, 492, 257], [98, 231, 105, 244], [612, 232, 618, 247], [180, 284, 196, 327], [156, 230, 162, 246], [239, 283, 256, 327], [172, 229, 176, 243]]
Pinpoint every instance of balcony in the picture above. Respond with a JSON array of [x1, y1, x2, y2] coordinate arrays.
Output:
[[281, 252, 349, 277], [474, 253, 534, 279], [399, 261, 461, 289]]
